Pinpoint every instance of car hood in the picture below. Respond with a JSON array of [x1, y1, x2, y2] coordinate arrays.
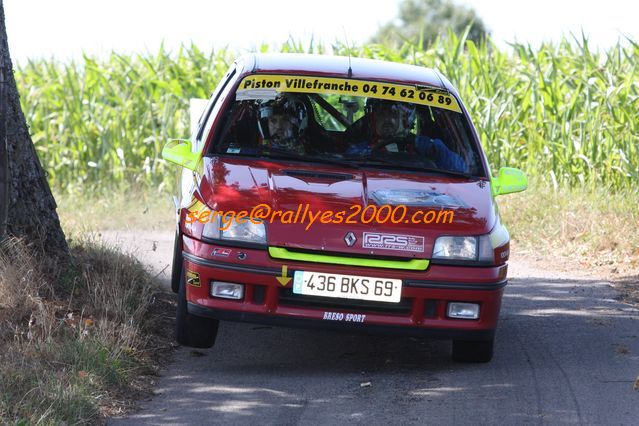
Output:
[[200, 156, 495, 258]]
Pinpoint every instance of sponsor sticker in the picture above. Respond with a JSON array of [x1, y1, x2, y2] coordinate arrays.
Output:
[[363, 232, 425, 253], [236, 75, 462, 113], [371, 189, 467, 208], [186, 270, 201, 287], [212, 248, 231, 257], [322, 311, 367, 323]]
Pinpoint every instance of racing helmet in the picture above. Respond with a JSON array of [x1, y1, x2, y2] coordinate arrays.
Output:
[[365, 98, 416, 137], [257, 94, 308, 147]]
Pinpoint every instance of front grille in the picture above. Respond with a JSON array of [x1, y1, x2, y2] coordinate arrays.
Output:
[[253, 285, 266, 304], [278, 288, 412, 314], [424, 299, 438, 318]]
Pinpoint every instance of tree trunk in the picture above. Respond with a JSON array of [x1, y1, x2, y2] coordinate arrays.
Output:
[[0, 1, 68, 258]]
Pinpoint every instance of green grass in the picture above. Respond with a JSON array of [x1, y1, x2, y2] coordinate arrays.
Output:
[[54, 188, 175, 234], [0, 338, 125, 424], [498, 180, 639, 275], [0, 236, 166, 424], [15, 34, 639, 195]]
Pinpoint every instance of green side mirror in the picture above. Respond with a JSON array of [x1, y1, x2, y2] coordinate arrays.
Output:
[[492, 167, 528, 196], [162, 139, 200, 171]]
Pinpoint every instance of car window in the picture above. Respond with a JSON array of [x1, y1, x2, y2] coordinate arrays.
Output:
[[306, 95, 365, 131], [211, 74, 485, 177], [194, 66, 237, 152]]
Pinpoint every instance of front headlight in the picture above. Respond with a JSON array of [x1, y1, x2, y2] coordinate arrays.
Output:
[[202, 214, 266, 244], [221, 218, 266, 243], [432, 235, 493, 262]]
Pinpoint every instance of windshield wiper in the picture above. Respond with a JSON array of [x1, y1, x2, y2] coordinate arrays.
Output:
[[308, 156, 361, 169], [351, 157, 475, 179], [234, 147, 361, 169]]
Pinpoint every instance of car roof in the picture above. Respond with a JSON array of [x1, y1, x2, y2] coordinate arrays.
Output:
[[237, 53, 448, 90]]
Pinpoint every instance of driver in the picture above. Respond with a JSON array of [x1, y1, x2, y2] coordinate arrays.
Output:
[[344, 99, 466, 172], [257, 94, 308, 154]]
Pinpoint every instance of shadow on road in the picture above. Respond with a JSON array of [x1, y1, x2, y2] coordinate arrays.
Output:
[[112, 275, 639, 425], [612, 273, 639, 306]]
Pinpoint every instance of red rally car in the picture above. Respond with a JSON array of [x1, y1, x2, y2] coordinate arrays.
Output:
[[163, 53, 527, 363]]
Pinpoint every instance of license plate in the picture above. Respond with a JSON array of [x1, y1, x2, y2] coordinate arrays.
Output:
[[292, 271, 402, 303]]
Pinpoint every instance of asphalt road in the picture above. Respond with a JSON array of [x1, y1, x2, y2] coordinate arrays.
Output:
[[106, 231, 639, 425]]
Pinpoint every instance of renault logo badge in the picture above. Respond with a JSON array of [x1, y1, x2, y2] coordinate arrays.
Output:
[[344, 232, 357, 247]]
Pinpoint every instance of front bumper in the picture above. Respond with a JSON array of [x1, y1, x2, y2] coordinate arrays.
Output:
[[182, 235, 507, 340]]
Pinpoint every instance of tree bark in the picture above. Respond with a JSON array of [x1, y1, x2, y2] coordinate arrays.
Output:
[[0, 1, 68, 258]]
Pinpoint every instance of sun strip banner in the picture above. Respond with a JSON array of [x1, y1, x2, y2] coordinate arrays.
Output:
[[237, 74, 462, 113]]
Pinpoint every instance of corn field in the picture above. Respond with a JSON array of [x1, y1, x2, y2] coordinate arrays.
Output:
[[15, 33, 639, 194]]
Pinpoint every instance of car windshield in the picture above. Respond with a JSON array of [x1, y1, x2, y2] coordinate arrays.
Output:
[[211, 74, 485, 177]]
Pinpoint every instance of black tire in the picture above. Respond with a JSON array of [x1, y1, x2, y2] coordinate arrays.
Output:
[[170, 231, 182, 293], [452, 338, 494, 363], [176, 269, 219, 348]]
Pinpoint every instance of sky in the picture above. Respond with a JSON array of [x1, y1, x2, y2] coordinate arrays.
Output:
[[5, 0, 639, 64]]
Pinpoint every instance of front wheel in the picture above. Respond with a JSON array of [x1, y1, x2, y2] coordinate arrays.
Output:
[[452, 338, 494, 363], [176, 269, 219, 348]]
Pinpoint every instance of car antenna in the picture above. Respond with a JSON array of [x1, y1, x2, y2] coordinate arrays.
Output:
[[342, 26, 353, 78]]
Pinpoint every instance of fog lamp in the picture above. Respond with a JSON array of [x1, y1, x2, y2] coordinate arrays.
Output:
[[210, 281, 244, 300], [447, 302, 480, 319]]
